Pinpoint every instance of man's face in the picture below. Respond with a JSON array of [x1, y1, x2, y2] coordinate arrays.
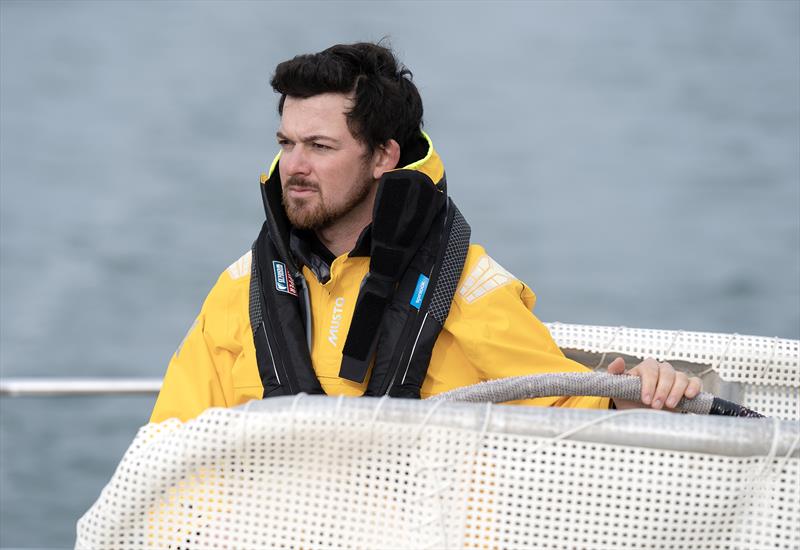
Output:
[[277, 93, 377, 230]]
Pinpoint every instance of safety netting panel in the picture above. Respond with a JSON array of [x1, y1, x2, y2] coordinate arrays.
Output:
[[76, 397, 800, 550], [740, 383, 800, 422], [546, 323, 800, 420]]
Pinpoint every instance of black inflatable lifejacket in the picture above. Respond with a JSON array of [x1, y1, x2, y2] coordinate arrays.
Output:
[[249, 146, 470, 398]]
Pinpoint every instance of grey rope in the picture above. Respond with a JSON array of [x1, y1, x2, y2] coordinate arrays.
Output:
[[429, 372, 715, 415]]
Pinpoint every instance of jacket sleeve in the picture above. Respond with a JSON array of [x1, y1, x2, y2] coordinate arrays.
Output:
[[150, 271, 244, 423], [442, 247, 609, 409]]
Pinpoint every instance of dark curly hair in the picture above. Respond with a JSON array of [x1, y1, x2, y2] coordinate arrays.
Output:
[[270, 42, 424, 155]]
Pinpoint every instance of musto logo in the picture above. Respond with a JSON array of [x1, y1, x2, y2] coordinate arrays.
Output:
[[327, 297, 346, 347]]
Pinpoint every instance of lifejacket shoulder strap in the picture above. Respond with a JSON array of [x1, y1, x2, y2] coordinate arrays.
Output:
[[249, 223, 324, 397], [364, 199, 471, 398], [339, 170, 445, 384]]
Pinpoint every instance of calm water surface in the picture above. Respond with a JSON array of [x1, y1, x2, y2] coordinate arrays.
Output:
[[1, 1, 798, 546]]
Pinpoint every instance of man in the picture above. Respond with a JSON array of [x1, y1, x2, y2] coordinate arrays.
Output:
[[151, 43, 700, 423]]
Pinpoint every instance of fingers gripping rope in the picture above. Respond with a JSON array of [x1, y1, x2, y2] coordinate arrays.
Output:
[[430, 372, 766, 417]]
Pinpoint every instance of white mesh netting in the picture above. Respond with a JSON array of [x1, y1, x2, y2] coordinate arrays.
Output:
[[546, 323, 800, 420], [77, 397, 799, 549]]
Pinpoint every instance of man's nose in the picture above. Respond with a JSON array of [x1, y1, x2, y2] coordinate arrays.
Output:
[[282, 146, 311, 176]]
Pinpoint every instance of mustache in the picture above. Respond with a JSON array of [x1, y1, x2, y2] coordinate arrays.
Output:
[[284, 176, 319, 191]]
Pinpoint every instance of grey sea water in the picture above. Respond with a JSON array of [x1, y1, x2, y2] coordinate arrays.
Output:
[[1, 0, 798, 546]]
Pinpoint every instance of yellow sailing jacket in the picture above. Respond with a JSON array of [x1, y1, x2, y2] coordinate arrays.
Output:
[[151, 140, 608, 423]]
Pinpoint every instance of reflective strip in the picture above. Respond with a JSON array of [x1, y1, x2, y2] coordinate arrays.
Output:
[[400, 312, 429, 386], [261, 323, 281, 385]]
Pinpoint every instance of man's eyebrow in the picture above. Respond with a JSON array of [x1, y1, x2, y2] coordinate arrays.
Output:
[[275, 131, 340, 145], [303, 135, 340, 145]]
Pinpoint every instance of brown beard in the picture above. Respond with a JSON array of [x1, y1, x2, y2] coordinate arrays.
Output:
[[282, 172, 375, 230]]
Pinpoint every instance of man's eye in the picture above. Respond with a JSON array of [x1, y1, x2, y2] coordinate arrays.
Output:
[[277, 139, 291, 147], [312, 143, 331, 150]]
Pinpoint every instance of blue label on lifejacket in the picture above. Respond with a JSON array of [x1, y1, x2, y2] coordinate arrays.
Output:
[[410, 274, 430, 310], [273, 261, 288, 292], [272, 261, 297, 296]]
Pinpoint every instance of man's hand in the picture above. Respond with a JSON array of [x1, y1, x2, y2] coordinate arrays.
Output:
[[608, 357, 702, 411]]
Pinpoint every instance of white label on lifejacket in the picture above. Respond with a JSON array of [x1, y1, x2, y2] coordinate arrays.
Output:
[[458, 255, 515, 304], [410, 274, 430, 310], [272, 261, 297, 296], [327, 297, 346, 347]]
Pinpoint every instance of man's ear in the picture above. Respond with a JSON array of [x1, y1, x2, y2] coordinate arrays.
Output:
[[372, 139, 401, 180]]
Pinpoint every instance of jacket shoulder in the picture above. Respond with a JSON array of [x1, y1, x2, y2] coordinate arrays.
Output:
[[207, 250, 253, 295], [224, 250, 252, 282], [199, 250, 253, 318], [456, 244, 536, 309]]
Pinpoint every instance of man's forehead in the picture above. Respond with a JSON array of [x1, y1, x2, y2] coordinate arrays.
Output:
[[279, 93, 353, 137]]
